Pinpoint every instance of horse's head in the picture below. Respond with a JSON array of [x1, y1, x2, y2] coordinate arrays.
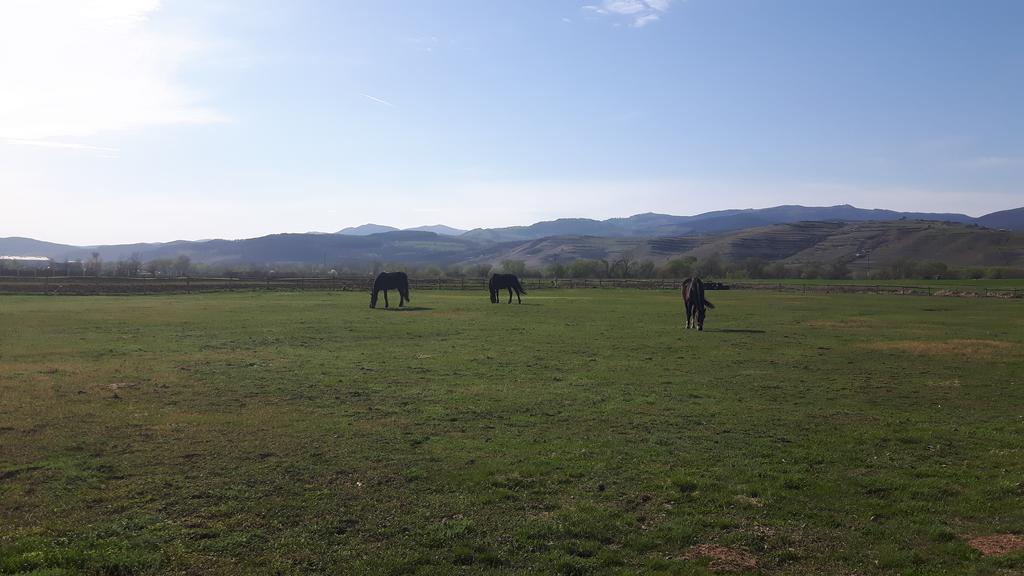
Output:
[[369, 290, 378, 309]]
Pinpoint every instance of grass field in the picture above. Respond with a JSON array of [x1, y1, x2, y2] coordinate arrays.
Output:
[[2, 289, 1022, 575], [736, 278, 1024, 291]]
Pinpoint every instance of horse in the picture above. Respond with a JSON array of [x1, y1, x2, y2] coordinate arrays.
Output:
[[370, 272, 410, 309], [489, 273, 527, 304], [682, 276, 715, 330]]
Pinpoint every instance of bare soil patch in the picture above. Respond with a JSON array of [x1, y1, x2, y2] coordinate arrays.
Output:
[[864, 339, 1018, 358], [682, 544, 757, 572], [964, 533, 1024, 556]]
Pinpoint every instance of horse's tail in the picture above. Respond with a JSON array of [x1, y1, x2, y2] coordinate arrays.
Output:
[[401, 275, 411, 301], [513, 277, 527, 295], [695, 278, 713, 308]]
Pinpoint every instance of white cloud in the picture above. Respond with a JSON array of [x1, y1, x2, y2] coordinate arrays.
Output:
[[633, 14, 661, 27], [361, 93, 397, 107], [0, 0, 223, 142], [2, 137, 120, 158], [583, 0, 672, 27]]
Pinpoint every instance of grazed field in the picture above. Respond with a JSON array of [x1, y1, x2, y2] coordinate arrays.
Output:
[[1, 290, 1022, 575]]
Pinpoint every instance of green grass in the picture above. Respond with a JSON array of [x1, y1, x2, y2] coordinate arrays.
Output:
[[1, 290, 1022, 575], [735, 278, 1024, 290]]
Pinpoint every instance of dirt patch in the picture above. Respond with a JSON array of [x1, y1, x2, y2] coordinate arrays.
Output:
[[964, 533, 1024, 556], [733, 495, 764, 507], [682, 544, 757, 572], [933, 289, 981, 298], [864, 339, 1018, 358]]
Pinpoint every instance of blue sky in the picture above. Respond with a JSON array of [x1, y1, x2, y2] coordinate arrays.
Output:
[[2, 0, 1022, 244]]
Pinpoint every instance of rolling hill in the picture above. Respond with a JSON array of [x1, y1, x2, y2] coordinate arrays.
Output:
[[3, 204, 1022, 270]]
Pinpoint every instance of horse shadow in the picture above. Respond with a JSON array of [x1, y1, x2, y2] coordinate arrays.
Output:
[[707, 328, 766, 334], [381, 306, 433, 312]]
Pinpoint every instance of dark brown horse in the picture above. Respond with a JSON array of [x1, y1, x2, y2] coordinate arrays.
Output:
[[682, 276, 715, 330], [489, 273, 526, 304], [370, 272, 410, 308]]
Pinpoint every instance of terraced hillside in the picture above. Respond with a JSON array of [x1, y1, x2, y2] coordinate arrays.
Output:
[[459, 221, 1024, 270]]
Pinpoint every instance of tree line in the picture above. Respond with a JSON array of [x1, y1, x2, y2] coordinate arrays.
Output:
[[9, 253, 1022, 280]]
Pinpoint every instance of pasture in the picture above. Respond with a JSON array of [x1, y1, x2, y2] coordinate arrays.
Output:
[[1, 289, 1022, 575]]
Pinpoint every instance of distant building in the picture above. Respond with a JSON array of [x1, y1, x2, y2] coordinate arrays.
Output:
[[0, 256, 54, 273]]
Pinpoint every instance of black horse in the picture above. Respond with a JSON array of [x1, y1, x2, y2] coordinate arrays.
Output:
[[370, 272, 410, 309], [682, 276, 715, 330], [489, 273, 527, 304]]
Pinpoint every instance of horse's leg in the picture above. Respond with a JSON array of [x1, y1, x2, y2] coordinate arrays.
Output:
[[516, 288, 522, 304], [507, 287, 513, 304], [399, 290, 405, 307], [384, 289, 389, 308]]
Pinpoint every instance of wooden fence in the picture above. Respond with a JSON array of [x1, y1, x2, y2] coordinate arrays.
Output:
[[0, 275, 1020, 298]]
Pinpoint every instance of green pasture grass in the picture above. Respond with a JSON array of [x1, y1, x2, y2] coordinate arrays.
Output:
[[1, 290, 1022, 575], [736, 278, 1024, 290]]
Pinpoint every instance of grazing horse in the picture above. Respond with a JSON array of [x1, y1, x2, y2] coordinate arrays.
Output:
[[682, 276, 715, 330], [489, 273, 527, 304], [370, 272, 410, 309]]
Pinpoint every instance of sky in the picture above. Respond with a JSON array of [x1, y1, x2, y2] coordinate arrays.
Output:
[[2, 0, 1023, 245]]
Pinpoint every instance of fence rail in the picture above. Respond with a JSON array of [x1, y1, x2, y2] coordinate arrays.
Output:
[[0, 275, 1020, 298]]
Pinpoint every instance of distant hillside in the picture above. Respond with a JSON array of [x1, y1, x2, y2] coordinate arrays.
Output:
[[0, 231, 482, 266], [461, 204, 979, 242], [405, 224, 467, 236], [976, 207, 1024, 231], [457, 221, 1024, 271], [0, 237, 85, 257], [4, 204, 1022, 270], [336, 224, 400, 235]]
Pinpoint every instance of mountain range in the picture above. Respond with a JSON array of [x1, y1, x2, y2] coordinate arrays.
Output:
[[3, 204, 1023, 270], [336, 224, 467, 236]]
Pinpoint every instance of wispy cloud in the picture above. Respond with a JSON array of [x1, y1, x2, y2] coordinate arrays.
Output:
[[0, 0, 224, 145], [404, 36, 439, 53], [361, 93, 397, 107], [633, 13, 661, 27], [583, 0, 673, 27], [2, 138, 120, 158]]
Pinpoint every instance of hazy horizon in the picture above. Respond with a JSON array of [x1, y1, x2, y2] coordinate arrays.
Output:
[[3, 1, 1023, 245]]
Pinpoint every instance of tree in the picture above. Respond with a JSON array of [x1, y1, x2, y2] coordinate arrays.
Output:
[[658, 257, 695, 278], [743, 257, 767, 279], [501, 260, 527, 276], [568, 259, 602, 278], [695, 253, 723, 277], [85, 252, 102, 276], [127, 252, 143, 277], [633, 260, 657, 278], [172, 255, 191, 277], [609, 257, 633, 279], [765, 262, 788, 279], [545, 262, 566, 278], [799, 262, 823, 279], [825, 259, 851, 280]]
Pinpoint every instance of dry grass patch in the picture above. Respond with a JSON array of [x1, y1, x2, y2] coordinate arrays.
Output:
[[864, 339, 1019, 358], [682, 544, 757, 572], [806, 317, 878, 329], [964, 534, 1024, 556]]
